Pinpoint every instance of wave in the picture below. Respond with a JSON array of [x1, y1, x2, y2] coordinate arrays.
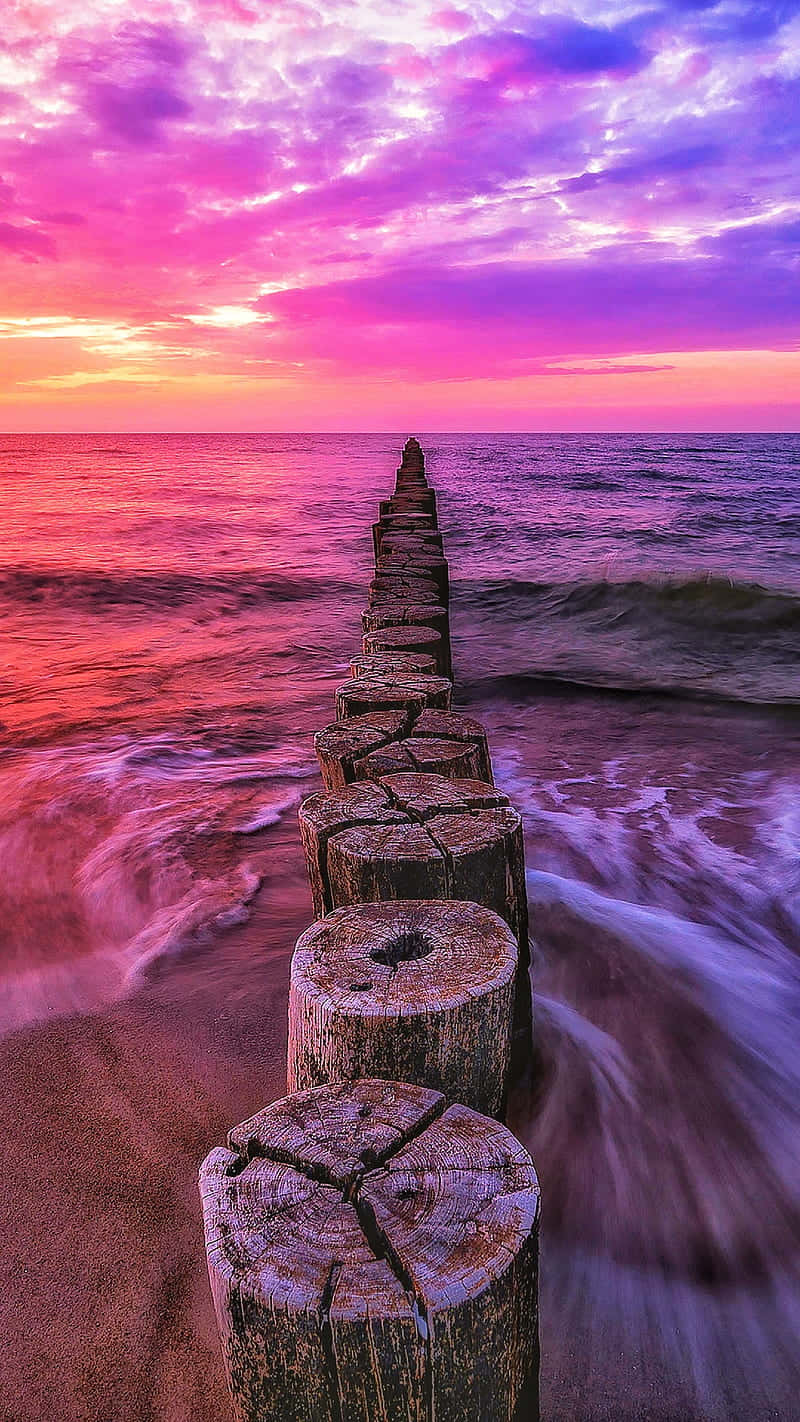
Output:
[[0, 732, 311, 1035], [457, 574, 800, 705], [525, 868, 800, 1284], [461, 668, 800, 709], [0, 565, 359, 613], [463, 572, 800, 630], [575, 477, 624, 491]]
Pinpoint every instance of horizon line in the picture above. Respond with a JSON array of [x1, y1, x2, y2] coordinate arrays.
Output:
[[1, 428, 799, 438]]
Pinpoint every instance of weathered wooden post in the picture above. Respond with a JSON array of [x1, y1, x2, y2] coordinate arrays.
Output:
[[368, 579, 442, 607], [314, 708, 493, 789], [199, 440, 540, 1422], [312, 776, 524, 929], [314, 710, 410, 787], [362, 605, 452, 679], [380, 500, 437, 524], [200, 1078, 540, 1422], [362, 624, 447, 672], [377, 552, 448, 590], [362, 602, 449, 640], [372, 516, 438, 560], [369, 573, 442, 603], [379, 532, 444, 557], [335, 672, 452, 720], [297, 772, 532, 1062], [288, 900, 517, 1115], [365, 591, 446, 618], [349, 651, 439, 678], [369, 593, 444, 620]]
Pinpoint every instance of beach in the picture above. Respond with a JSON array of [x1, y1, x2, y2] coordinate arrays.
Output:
[[1, 432, 799, 1420]]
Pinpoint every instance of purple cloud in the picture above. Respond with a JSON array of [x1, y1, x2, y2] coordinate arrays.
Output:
[[256, 231, 800, 377], [0, 221, 56, 258], [87, 80, 191, 144], [657, 0, 800, 41], [560, 143, 726, 194], [0, 0, 797, 419], [55, 20, 193, 145], [441, 21, 648, 90], [532, 18, 647, 74]]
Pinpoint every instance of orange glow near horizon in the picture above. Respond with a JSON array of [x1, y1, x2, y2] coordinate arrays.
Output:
[[0, 2, 798, 430], [1, 348, 797, 434]]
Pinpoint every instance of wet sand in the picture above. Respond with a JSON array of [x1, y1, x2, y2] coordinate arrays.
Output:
[[4, 800, 799, 1422], [0, 822, 308, 1422]]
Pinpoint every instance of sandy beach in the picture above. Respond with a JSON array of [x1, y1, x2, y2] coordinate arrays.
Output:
[[1, 433, 799, 1421]]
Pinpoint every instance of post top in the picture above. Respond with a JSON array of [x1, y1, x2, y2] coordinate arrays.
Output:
[[200, 1079, 540, 1324], [292, 898, 518, 1017]]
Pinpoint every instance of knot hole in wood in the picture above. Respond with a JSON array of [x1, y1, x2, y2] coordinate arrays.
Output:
[[371, 928, 435, 968]]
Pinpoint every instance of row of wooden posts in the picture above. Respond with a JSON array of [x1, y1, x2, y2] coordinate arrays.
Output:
[[200, 441, 541, 1421]]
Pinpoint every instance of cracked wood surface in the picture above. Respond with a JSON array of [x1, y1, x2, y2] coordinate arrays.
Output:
[[376, 552, 448, 589], [299, 773, 508, 915], [379, 496, 437, 520], [362, 604, 449, 636], [287, 900, 516, 1115], [372, 518, 438, 559], [335, 673, 452, 721], [362, 626, 447, 674], [361, 604, 452, 679], [297, 773, 532, 1066], [378, 534, 444, 559], [368, 585, 442, 608], [369, 574, 441, 600], [314, 708, 493, 791], [349, 651, 439, 679], [200, 1079, 539, 1422]]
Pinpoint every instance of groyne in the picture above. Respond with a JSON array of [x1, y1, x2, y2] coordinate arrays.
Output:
[[199, 439, 540, 1420]]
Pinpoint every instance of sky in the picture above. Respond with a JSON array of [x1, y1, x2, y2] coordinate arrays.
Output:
[[0, 0, 798, 431]]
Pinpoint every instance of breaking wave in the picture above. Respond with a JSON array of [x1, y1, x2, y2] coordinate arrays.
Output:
[[0, 565, 359, 614], [464, 572, 800, 632], [457, 574, 800, 705]]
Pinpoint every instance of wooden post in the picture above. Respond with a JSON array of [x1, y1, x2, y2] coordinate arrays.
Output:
[[381, 500, 437, 521], [377, 513, 437, 529], [399, 708, 493, 781], [362, 606, 451, 679], [368, 586, 443, 609], [376, 555, 449, 601], [374, 513, 438, 535], [377, 550, 447, 579], [362, 604, 448, 639], [200, 1077, 540, 1422], [298, 775, 504, 917], [369, 574, 441, 603], [328, 786, 525, 935], [349, 651, 439, 678], [378, 534, 444, 558], [379, 532, 444, 555], [198, 440, 541, 1422], [287, 900, 517, 1115], [372, 518, 438, 560], [297, 772, 532, 1064], [314, 710, 411, 789], [335, 673, 452, 721], [314, 708, 493, 790], [362, 624, 447, 674]]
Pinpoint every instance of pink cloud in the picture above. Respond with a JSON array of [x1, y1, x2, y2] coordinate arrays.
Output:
[[0, 0, 796, 426], [429, 9, 472, 33]]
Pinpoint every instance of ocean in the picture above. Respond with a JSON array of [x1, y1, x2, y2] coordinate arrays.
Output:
[[1, 432, 798, 1420]]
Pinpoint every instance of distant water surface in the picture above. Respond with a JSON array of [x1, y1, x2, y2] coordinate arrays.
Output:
[[0, 432, 798, 1421]]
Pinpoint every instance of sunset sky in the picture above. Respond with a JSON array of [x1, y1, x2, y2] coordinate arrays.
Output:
[[1, 0, 798, 430]]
